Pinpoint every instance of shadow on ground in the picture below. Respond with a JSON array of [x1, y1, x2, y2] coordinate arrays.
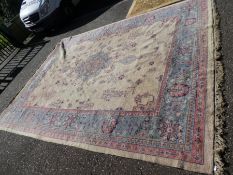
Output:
[[33, 0, 123, 39], [0, 42, 47, 94]]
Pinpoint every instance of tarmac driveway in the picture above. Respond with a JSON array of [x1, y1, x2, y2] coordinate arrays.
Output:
[[0, 0, 232, 174]]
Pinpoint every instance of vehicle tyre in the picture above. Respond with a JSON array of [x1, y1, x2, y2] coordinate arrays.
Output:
[[61, 1, 75, 17]]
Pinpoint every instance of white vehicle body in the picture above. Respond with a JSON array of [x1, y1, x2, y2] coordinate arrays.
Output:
[[20, 0, 80, 31]]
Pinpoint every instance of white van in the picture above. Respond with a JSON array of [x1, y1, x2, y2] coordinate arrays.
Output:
[[20, 0, 80, 32]]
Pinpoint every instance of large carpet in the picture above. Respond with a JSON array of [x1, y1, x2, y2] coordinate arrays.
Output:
[[0, 0, 219, 174], [127, 0, 182, 18]]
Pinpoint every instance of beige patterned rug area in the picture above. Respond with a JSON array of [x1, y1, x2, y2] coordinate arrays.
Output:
[[127, 0, 182, 18], [0, 0, 223, 174]]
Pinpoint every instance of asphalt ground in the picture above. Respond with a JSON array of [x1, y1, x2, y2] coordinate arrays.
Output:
[[0, 0, 232, 174]]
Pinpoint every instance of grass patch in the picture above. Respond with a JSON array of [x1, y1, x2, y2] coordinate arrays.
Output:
[[0, 34, 9, 46], [0, 17, 10, 46]]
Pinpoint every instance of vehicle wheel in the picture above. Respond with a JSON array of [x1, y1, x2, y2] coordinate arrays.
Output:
[[61, 1, 75, 17]]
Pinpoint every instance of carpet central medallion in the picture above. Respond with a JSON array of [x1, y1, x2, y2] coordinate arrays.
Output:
[[26, 18, 177, 112]]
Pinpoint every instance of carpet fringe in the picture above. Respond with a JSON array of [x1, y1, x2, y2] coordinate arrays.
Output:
[[212, 0, 226, 175]]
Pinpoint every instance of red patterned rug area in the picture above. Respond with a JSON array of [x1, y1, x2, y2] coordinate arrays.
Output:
[[0, 0, 218, 174]]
